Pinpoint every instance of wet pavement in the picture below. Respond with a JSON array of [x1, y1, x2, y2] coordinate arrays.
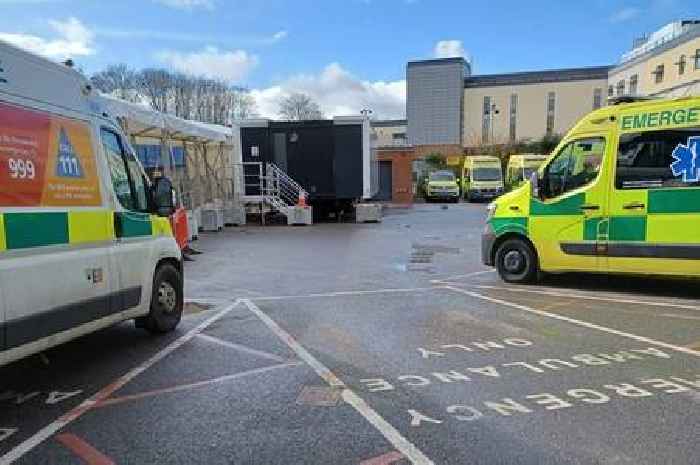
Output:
[[1, 203, 698, 464]]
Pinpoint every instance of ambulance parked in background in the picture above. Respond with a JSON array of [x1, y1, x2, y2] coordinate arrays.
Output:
[[482, 96, 700, 283], [0, 41, 183, 366], [462, 156, 504, 202], [505, 154, 546, 191]]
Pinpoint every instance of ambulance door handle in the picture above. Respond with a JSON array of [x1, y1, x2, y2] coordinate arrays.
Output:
[[623, 202, 645, 210], [579, 204, 600, 211]]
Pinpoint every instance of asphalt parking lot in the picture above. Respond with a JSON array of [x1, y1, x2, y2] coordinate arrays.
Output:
[[1, 203, 699, 465]]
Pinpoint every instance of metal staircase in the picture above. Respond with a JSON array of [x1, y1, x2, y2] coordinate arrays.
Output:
[[234, 162, 309, 224]]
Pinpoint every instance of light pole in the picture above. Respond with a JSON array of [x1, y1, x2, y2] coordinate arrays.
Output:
[[360, 108, 373, 118], [489, 103, 499, 145]]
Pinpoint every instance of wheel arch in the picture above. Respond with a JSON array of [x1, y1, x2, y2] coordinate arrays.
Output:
[[491, 232, 539, 268]]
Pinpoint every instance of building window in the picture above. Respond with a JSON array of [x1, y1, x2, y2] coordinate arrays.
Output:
[[653, 64, 664, 84], [677, 55, 687, 75], [482, 96, 491, 143], [629, 75, 638, 95], [616, 80, 625, 96], [608, 85, 614, 97], [546, 92, 556, 136], [509, 94, 517, 142], [694, 49, 700, 70], [593, 88, 603, 110], [392, 132, 407, 144]]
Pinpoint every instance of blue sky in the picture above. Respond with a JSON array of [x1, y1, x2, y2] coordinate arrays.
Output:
[[0, 0, 697, 117]]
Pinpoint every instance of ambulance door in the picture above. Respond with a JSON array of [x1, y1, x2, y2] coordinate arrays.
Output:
[[607, 126, 700, 275], [530, 135, 609, 272], [101, 128, 154, 313]]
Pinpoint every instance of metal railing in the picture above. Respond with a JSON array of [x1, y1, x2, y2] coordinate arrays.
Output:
[[233, 161, 309, 222]]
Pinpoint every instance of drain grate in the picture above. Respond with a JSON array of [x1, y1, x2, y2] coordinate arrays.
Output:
[[296, 386, 342, 406]]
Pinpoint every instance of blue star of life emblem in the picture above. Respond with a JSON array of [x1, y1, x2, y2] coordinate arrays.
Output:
[[670, 136, 700, 183]]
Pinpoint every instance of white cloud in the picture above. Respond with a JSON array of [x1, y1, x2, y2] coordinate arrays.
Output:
[[250, 63, 406, 119], [153, 0, 214, 10], [157, 46, 259, 82], [609, 7, 640, 23], [271, 30, 288, 42], [0, 17, 94, 59], [434, 40, 464, 59]]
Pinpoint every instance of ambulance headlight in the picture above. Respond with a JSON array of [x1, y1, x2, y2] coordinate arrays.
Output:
[[486, 202, 497, 220]]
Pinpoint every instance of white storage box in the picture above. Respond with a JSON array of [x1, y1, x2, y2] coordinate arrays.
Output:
[[216, 208, 224, 230], [355, 203, 382, 223], [224, 206, 246, 226], [200, 209, 219, 232], [286, 206, 313, 225], [186, 210, 195, 241]]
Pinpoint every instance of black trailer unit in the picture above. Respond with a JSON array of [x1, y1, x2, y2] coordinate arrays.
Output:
[[238, 117, 375, 215]]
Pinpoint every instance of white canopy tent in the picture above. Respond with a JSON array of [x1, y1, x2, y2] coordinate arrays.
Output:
[[95, 95, 236, 210]]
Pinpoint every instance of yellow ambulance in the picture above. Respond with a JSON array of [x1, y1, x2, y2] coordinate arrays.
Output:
[[482, 96, 700, 283], [462, 156, 504, 202], [505, 154, 546, 191], [1, 41, 183, 366]]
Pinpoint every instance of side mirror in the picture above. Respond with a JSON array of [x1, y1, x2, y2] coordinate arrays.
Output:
[[529, 171, 539, 199], [152, 177, 176, 217]]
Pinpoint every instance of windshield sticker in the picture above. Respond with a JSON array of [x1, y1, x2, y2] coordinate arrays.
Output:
[[670, 136, 700, 183]]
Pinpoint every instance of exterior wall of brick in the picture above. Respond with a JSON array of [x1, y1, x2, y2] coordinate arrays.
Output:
[[376, 147, 417, 204]]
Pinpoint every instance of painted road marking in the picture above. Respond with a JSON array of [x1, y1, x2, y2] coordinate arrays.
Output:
[[0, 431, 16, 445], [196, 333, 289, 363], [242, 299, 434, 465], [473, 284, 700, 312], [97, 362, 300, 408], [0, 300, 242, 465], [55, 433, 115, 465], [252, 287, 434, 302], [359, 450, 405, 465], [430, 270, 495, 284], [442, 286, 700, 358]]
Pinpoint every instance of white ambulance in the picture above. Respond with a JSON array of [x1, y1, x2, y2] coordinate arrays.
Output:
[[0, 41, 183, 367]]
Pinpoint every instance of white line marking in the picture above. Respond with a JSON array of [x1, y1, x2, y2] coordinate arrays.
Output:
[[661, 313, 700, 321], [442, 286, 700, 358], [98, 362, 301, 408], [472, 284, 700, 312], [251, 287, 434, 302], [241, 299, 434, 465], [0, 300, 243, 465], [196, 333, 288, 363], [430, 269, 495, 284]]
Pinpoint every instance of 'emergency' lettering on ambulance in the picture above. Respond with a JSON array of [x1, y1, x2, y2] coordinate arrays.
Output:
[[621, 107, 700, 130]]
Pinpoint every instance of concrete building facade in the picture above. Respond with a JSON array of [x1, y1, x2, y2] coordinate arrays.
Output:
[[407, 57, 469, 146], [463, 67, 609, 147], [609, 20, 700, 98]]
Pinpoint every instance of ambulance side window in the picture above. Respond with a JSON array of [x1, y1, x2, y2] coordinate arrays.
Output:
[[101, 129, 148, 212], [543, 138, 605, 199], [615, 128, 700, 189]]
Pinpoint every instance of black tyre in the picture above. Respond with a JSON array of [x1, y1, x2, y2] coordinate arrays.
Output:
[[140, 263, 183, 333], [495, 238, 538, 284]]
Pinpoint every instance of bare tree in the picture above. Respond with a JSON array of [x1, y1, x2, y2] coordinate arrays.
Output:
[[137, 68, 174, 113], [90, 64, 138, 101], [279, 93, 324, 120]]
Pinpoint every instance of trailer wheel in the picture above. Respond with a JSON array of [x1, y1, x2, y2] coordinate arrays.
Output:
[[139, 263, 183, 334], [495, 238, 538, 284]]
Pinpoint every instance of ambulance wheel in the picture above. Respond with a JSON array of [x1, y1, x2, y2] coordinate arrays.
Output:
[[140, 264, 183, 333], [495, 238, 538, 284]]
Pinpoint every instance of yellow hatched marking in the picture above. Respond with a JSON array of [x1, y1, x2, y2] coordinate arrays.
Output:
[[0, 214, 6, 251], [68, 210, 115, 244]]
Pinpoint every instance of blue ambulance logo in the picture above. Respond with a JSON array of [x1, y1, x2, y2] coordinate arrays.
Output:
[[670, 136, 700, 183], [56, 128, 84, 178]]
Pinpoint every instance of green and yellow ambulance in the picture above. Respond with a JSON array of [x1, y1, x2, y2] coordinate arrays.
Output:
[[1, 40, 183, 366], [462, 156, 504, 202], [482, 96, 700, 283], [505, 154, 546, 191]]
